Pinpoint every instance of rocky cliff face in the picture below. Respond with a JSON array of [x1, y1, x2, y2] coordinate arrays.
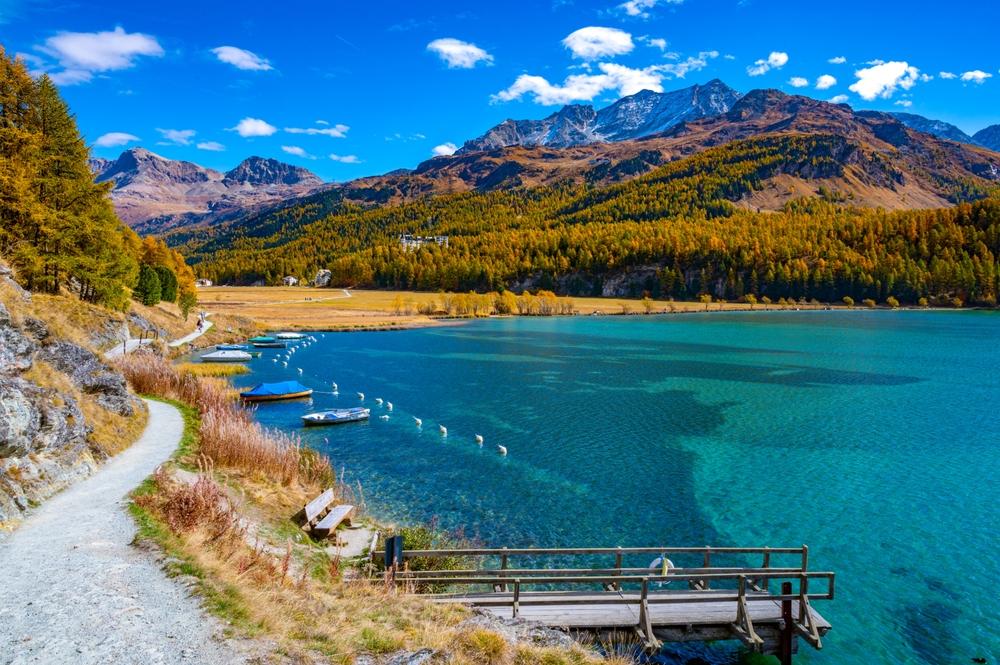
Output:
[[0, 263, 141, 526]]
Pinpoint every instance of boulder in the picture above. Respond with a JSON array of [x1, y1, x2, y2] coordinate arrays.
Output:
[[460, 608, 576, 649], [0, 304, 36, 374], [386, 649, 438, 665]]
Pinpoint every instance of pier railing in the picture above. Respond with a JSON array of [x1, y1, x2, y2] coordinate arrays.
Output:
[[371, 544, 833, 657]]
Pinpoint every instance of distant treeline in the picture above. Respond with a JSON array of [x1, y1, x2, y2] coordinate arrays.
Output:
[[182, 133, 1000, 306], [0, 47, 196, 313]]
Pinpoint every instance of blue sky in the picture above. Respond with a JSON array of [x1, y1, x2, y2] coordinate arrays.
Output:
[[2, 0, 999, 181]]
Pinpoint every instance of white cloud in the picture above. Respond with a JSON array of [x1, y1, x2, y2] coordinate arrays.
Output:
[[639, 36, 667, 50], [281, 145, 316, 159], [316, 120, 330, 125], [894, 100, 913, 108], [432, 143, 459, 156], [848, 61, 920, 100], [829, 94, 849, 104], [426, 38, 493, 69], [196, 141, 225, 151], [211, 46, 273, 71], [747, 51, 788, 76], [284, 123, 350, 138], [815, 74, 837, 90], [939, 71, 957, 80], [156, 128, 195, 145], [788, 77, 808, 88], [960, 70, 992, 84], [231, 117, 277, 137], [562, 27, 634, 60], [329, 153, 361, 163], [494, 62, 664, 105], [94, 132, 139, 147], [658, 50, 718, 78], [828, 56, 846, 65], [35, 26, 163, 85], [618, 0, 683, 18]]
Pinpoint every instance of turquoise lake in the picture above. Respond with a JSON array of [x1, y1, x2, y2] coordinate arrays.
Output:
[[233, 311, 1000, 665]]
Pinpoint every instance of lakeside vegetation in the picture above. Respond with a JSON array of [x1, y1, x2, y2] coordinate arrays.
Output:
[[178, 134, 1000, 307]]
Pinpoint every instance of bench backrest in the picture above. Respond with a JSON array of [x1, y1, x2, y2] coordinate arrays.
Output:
[[303, 488, 336, 524]]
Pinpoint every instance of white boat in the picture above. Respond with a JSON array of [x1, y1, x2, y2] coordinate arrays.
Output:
[[301, 407, 370, 426], [201, 350, 252, 363], [276, 332, 306, 340]]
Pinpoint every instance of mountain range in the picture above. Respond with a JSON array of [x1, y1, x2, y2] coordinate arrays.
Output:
[[90, 149, 325, 233], [95, 80, 1000, 237]]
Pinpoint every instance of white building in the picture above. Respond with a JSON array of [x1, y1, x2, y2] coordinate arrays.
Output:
[[282, 276, 299, 286], [399, 234, 449, 251]]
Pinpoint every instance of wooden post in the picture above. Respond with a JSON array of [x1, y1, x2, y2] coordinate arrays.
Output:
[[702, 546, 711, 589], [779, 581, 793, 665], [613, 546, 623, 591], [512, 578, 520, 618], [500, 547, 509, 592], [762, 547, 771, 593]]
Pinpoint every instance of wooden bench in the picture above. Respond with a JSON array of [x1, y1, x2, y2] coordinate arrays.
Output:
[[300, 488, 336, 529], [312, 504, 354, 539]]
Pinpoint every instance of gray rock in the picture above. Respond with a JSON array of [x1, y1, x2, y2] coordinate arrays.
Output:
[[313, 269, 332, 288], [461, 608, 576, 649], [37, 341, 138, 416], [0, 304, 36, 374], [386, 649, 438, 665], [127, 311, 168, 339]]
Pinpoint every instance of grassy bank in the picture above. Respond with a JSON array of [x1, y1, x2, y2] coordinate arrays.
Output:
[[196, 286, 840, 332], [120, 354, 620, 664]]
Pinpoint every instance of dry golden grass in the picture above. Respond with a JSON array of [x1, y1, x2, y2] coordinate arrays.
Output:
[[176, 362, 249, 378], [0, 282, 125, 352], [129, 300, 193, 339], [196, 286, 832, 332], [23, 359, 148, 457], [116, 353, 332, 490]]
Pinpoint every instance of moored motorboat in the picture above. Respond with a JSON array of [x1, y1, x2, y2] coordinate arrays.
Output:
[[301, 407, 370, 426], [240, 380, 313, 402], [276, 332, 305, 340], [216, 343, 248, 350], [249, 335, 287, 348], [201, 350, 252, 363]]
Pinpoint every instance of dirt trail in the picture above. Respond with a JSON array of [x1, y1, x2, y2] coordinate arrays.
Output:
[[0, 400, 251, 665]]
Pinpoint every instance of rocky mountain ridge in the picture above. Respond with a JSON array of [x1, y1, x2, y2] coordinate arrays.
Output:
[[91, 148, 325, 233]]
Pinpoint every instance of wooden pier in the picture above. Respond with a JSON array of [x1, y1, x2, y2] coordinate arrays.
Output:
[[375, 544, 834, 663]]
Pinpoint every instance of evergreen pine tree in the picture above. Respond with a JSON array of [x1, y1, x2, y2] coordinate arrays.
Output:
[[135, 264, 162, 306]]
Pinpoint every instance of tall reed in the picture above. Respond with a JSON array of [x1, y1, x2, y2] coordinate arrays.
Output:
[[116, 352, 333, 488]]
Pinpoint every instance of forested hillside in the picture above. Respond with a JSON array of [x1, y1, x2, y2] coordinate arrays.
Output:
[[0, 48, 196, 313], [183, 133, 1000, 306]]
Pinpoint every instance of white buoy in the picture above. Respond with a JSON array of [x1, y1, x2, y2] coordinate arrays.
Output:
[[281, 361, 288, 367], [297, 368, 303, 374], [413, 417, 422, 427], [357, 392, 365, 400], [379, 414, 390, 421], [475, 434, 484, 445], [331, 382, 338, 391], [386, 402, 393, 411], [497, 445, 508, 456], [439, 425, 448, 436], [375, 398, 383, 405]]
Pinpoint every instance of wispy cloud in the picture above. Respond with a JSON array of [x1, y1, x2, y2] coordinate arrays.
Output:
[[94, 131, 139, 147], [231, 117, 277, 137], [285, 123, 350, 138], [848, 61, 920, 100], [196, 141, 225, 151], [427, 38, 493, 68], [211, 46, 272, 71], [939, 71, 957, 80], [829, 94, 849, 104], [828, 56, 846, 65], [894, 100, 913, 108], [33, 26, 162, 85], [658, 51, 718, 78], [156, 128, 195, 146], [281, 145, 316, 159], [329, 153, 361, 163], [960, 70, 992, 84], [617, 0, 684, 18], [747, 51, 788, 77], [788, 77, 808, 88], [563, 27, 634, 60]]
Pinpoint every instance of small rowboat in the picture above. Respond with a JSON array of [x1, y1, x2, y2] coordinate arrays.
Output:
[[249, 335, 287, 349], [240, 381, 313, 402], [276, 332, 306, 340], [301, 407, 370, 426], [216, 343, 248, 351], [201, 350, 251, 363]]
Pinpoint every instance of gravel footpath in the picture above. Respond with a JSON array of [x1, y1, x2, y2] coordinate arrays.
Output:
[[0, 400, 253, 665]]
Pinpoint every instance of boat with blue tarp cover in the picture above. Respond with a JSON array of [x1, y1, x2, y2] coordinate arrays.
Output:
[[240, 380, 313, 402], [302, 407, 370, 426]]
